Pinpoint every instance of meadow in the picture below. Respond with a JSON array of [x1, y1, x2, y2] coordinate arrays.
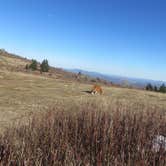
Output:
[[0, 69, 166, 132], [0, 69, 166, 165], [0, 53, 166, 165]]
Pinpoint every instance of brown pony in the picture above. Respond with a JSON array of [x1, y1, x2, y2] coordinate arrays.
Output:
[[91, 85, 103, 95]]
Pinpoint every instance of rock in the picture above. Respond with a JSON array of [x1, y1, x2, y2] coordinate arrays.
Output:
[[152, 135, 166, 152]]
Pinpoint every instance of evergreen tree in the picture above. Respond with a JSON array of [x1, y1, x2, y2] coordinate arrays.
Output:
[[159, 84, 166, 93], [40, 59, 49, 72], [146, 83, 153, 91], [29, 59, 37, 71], [154, 86, 158, 92]]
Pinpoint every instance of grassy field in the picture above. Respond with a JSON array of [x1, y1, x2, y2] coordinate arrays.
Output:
[[0, 94, 166, 165], [0, 68, 166, 132], [0, 52, 166, 165]]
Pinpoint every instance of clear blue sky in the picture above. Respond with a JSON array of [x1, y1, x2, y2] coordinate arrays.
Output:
[[0, 0, 166, 81]]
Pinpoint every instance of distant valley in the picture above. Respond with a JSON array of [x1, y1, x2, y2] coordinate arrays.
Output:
[[66, 69, 166, 88]]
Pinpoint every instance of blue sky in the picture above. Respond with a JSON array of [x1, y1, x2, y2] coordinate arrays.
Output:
[[0, 0, 166, 81]]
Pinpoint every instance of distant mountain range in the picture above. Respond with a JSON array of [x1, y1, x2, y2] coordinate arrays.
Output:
[[66, 69, 166, 88]]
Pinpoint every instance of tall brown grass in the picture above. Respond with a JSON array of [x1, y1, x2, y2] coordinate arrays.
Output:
[[0, 101, 166, 165]]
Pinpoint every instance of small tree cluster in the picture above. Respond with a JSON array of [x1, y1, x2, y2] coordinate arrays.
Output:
[[146, 83, 166, 93], [25, 59, 49, 72]]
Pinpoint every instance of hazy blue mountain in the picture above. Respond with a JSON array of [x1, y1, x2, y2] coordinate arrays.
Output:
[[66, 69, 166, 88]]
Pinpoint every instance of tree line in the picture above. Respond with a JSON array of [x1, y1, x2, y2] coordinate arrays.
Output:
[[146, 83, 166, 93], [25, 59, 49, 72]]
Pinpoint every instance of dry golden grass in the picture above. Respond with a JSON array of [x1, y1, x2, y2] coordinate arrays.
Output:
[[0, 52, 166, 165], [0, 67, 166, 133], [0, 100, 166, 165]]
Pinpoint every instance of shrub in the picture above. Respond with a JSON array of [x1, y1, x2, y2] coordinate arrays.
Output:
[[91, 79, 97, 82]]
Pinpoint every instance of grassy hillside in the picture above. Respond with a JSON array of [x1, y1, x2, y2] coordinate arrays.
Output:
[[0, 49, 111, 85], [0, 50, 166, 165], [1, 67, 166, 131], [0, 51, 166, 130]]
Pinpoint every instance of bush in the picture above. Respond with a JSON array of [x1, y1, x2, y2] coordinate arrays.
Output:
[[91, 79, 97, 82], [40, 59, 49, 72]]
